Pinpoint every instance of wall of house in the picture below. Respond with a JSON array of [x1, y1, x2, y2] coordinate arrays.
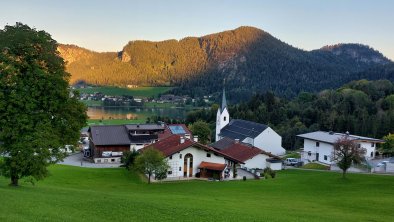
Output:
[[267, 162, 282, 171], [302, 139, 333, 164], [242, 154, 269, 169], [245, 127, 286, 156], [94, 157, 121, 164], [358, 141, 376, 160], [165, 146, 227, 178], [93, 145, 130, 158]]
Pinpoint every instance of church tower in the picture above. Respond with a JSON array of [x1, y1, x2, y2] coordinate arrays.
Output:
[[216, 87, 230, 141]]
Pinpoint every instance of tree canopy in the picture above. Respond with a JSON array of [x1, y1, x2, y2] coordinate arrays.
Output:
[[0, 23, 87, 186], [333, 137, 366, 178], [135, 148, 169, 184]]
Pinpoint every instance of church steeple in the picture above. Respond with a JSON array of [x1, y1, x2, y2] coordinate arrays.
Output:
[[221, 87, 227, 112], [216, 82, 230, 142]]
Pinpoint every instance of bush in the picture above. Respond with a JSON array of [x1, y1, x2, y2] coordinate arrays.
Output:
[[263, 167, 276, 179]]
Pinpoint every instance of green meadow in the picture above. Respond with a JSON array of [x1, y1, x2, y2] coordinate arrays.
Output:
[[1, 165, 393, 221], [77, 86, 173, 98]]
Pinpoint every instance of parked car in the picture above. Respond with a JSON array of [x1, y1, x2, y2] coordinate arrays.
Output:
[[285, 158, 301, 166], [376, 161, 389, 167]]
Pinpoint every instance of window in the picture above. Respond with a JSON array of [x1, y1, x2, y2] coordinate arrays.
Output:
[[316, 142, 320, 147], [111, 159, 115, 162], [168, 171, 172, 175], [104, 159, 108, 163], [179, 154, 182, 159], [371, 143, 375, 147], [370, 152, 373, 157], [179, 167, 182, 171], [308, 151, 311, 156], [169, 155, 172, 160], [97, 159, 101, 163], [206, 153, 211, 157], [324, 155, 328, 161], [357, 144, 361, 148], [224, 116, 226, 121]]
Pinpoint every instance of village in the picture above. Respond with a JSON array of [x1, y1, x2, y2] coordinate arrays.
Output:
[[65, 89, 394, 182]]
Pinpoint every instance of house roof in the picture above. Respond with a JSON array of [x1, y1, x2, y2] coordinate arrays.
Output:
[[158, 124, 192, 140], [211, 137, 279, 162], [125, 124, 164, 131], [89, 125, 131, 146], [219, 119, 268, 141], [143, 134, 243, 163], [297, 131, 385, 144], [199, 161, 227, 171]]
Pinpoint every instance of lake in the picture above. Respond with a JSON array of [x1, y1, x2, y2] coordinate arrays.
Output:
[[87, 106, 189, 120]]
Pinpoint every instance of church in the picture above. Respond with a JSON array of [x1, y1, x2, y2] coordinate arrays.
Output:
[[215, 88, 286, 156]]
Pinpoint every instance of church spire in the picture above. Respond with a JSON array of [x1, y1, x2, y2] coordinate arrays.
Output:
[[221, 80, 227, 112], [221, 88, 227, 111]]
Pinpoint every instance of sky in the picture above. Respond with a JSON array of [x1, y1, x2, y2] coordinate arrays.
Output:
[[1, 0, 393, 60]]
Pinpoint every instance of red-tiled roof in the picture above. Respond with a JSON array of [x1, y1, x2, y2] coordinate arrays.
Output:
[[144, 134, 243, 163], [199, 161, 226, 171], [144, 134, 194, 156], [217, 142, 280, 162], [158, 124, 192, 140]]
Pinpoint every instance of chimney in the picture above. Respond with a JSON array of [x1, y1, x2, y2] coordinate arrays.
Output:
[[193, 135, 199, 142], [185, 134, 191, 139], [180, 136, 185, 144], [235, 139, 239, 143]]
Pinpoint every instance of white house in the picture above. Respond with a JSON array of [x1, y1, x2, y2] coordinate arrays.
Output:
[[215, 88, 286, 156], [211, 137, 282, 170], [143, 134, 242, 180], [297, 131, 384, 165]]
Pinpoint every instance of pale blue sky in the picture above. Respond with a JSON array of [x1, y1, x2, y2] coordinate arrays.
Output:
[[1, 0, 393, 60]]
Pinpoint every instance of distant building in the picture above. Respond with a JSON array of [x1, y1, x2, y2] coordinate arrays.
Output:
[[88, 123, 165, 163], [297, 131, 384, 165], [215, 88, 286, 155]]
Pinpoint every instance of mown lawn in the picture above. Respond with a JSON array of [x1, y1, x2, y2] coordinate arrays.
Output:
[[0, 165, 393, 221], [77, 86, 172, 98]]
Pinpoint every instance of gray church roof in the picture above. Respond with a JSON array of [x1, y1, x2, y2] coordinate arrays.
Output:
[[297, 131, 384, 144], [219, 119, 268, 141]]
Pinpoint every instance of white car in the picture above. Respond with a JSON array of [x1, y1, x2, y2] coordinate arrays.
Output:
[[376, 161, 389, 167]]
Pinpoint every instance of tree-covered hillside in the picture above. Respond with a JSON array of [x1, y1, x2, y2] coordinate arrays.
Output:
[[186, 80, 394, 149], [59, 26, 393, 101]]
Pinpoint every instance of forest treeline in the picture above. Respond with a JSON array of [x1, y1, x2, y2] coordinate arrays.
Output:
[[186, 80, 394, 149], [59, 26, 393, 101]]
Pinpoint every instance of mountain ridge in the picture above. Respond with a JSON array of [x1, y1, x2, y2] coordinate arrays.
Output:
[[58, 26, 393, 100]]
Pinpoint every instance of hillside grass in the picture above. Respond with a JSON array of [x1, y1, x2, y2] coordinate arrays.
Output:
[[1, 165, 393, 221], [301, 162, 330, 170], [77, 86, 173, 98]]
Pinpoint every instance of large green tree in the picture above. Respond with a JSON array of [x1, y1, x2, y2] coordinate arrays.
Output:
[[189, 120, 211, 144], [135, 148, 169, 184], [0, 23, 87, 186]]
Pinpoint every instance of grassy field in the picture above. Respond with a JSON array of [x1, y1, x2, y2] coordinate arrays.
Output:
[[77, 86, 173, 98], [1, 165, 393, 221], [301, 162, 330, 170]]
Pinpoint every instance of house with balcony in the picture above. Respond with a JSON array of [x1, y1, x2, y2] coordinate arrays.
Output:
[[297, 131, 384, 165]]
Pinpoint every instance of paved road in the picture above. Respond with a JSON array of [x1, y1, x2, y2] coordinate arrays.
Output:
[[58, 152, 121, 168]]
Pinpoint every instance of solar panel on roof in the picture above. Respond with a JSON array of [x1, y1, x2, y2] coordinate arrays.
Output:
[[169, 125, 186, 135]]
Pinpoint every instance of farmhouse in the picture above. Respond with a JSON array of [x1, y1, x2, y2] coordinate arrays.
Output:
[[215, 88, 286, 155], [143, 134, 242, 180], [297, 131, 384, 165], [87, 123, 193, 164], [211, 137, 282, 170]]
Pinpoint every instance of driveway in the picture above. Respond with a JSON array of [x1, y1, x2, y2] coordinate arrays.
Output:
[[58, 152, 121, 168]]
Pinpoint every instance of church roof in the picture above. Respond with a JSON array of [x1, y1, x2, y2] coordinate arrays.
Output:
[[219, 119, 268, 141]]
